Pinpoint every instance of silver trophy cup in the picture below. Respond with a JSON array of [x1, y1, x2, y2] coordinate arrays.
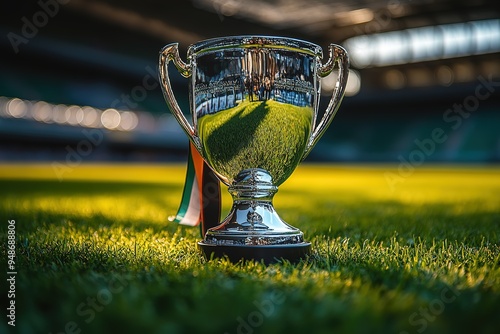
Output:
[[159, 36, 349, 263]]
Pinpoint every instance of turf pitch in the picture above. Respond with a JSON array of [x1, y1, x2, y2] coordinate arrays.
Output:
[[0, 164, 499, 334]]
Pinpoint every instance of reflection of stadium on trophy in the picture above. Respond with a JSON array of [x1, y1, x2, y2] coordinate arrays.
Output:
[[194, 47, 316, 117], [161, 35, 349, 262]]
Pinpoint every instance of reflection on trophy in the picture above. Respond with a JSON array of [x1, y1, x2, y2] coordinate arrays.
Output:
[[160, 36, 349, 263]]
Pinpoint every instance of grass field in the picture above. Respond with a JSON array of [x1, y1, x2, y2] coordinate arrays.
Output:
[[0, 163, 499, 334]]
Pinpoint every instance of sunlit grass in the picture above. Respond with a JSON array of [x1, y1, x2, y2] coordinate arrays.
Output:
[[0, 163, 499, 334]]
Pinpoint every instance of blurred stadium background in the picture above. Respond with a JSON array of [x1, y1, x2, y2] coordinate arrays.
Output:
[[1, 0, 499, 164]]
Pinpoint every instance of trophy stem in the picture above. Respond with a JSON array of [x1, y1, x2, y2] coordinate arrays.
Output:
[[198, 168, 311, 263]]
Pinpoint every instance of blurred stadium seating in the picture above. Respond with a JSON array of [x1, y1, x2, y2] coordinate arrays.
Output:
[[1, 0, 499, 162]]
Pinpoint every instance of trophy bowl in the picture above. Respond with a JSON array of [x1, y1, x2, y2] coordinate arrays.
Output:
[[159, 36, 349, 263]]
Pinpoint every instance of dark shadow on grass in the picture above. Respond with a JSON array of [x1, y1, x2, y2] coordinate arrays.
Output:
[[276, 188, 500, 246], [0, 179, 180, 196], [0, 178, 187, 235], [1, 207, 185, 235], [306, 247, 500, 334]]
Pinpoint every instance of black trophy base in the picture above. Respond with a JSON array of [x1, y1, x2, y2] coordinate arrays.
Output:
[[198, 241, 311, 264]]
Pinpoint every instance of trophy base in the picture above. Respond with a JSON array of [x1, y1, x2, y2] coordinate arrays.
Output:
[[198, 168, 311, 264], [198, 241, 311, 264]]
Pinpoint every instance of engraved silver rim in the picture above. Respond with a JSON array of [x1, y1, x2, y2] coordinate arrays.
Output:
[[188, 35, 323, 58]]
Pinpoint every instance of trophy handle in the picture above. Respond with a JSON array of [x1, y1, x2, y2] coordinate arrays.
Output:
[[303, 44, 349, 159], [159, 43, 202, 152]]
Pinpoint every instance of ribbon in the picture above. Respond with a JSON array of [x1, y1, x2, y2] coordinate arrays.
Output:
[[170, 142, 221, 237]]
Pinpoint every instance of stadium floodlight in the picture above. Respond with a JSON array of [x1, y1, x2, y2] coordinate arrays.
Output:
[[344, 19, 500, 68]]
